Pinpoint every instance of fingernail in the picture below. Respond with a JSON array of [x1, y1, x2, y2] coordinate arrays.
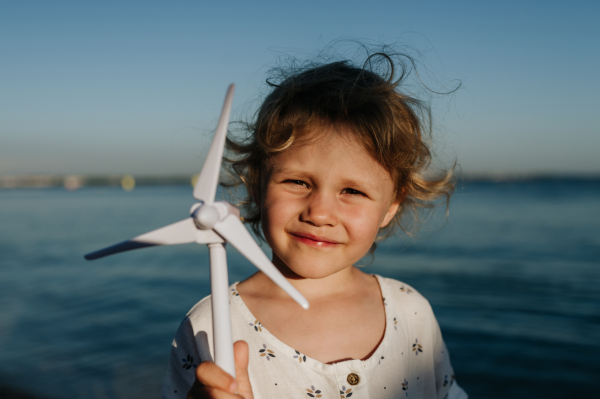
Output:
[[229, 381, 238, 393]]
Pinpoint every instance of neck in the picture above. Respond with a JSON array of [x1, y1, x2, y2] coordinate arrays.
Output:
[[266, 256, 363, 302]]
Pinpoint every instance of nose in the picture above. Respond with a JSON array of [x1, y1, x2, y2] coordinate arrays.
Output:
[[300, 191, 338, 227]]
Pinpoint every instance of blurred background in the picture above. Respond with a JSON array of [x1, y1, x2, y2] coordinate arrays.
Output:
[[1, 1, 598, 398]]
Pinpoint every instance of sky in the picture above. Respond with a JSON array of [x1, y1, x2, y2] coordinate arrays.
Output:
[[1, 0, 599, 176]]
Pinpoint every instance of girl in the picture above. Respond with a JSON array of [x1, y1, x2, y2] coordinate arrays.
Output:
[[162, 52, 467, 399]]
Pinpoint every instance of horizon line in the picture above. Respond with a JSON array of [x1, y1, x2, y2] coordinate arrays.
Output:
[[1, 172, 600, 190]]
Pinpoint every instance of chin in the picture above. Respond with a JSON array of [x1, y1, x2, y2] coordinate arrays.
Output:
[[285, 260, 348, 280]]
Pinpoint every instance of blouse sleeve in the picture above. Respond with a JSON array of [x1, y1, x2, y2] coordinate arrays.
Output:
[[162, 317, 203, 399], [430, 308, 468, 399]]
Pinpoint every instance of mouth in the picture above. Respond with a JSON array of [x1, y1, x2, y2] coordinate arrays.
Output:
[[289, 232, 341, 248]]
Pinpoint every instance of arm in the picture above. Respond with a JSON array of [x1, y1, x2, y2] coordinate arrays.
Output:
[[430, 310, 468, 399], [162, 317, 203, 399]]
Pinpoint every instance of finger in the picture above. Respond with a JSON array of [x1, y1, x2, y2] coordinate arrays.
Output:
[[195, 361, 238, 394], [233, 341, 249, 375], [233, 341, 253, 399]]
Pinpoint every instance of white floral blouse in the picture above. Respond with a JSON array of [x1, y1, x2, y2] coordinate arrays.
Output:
[[162, 275, 468, 399]]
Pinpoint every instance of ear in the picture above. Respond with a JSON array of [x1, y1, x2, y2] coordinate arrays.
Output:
[[379, 199, 401, 228]]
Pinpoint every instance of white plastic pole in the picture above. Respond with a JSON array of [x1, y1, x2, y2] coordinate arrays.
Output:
[[208, 243, 236, 377]]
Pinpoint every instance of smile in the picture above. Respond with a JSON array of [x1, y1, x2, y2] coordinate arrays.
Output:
[[289, 232, 341, 248]]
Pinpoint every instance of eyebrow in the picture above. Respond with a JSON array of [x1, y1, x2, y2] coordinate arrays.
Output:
[[269, 167, 308, 176]]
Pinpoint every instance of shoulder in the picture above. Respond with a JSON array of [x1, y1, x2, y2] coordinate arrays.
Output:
[[375, 274, 435, 317], [186, 293, 213, 328], [169, 292, 218, 366], [376, 275, 428, 302]]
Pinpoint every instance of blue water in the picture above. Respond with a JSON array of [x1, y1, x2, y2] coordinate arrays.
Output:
[[0, 180, 599, 399]]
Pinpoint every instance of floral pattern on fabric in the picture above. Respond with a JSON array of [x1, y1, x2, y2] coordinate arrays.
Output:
[[249, 319, 263, 332], [306, 385, 322, 397], [293, 350, 307, 363], [181, 354, 197, 370], [259, 344, 275, 360], [340, 385, 353, 398], [162, 276, 468, 399], [400, 285, 413, 294], [412, 339, 423, 355]]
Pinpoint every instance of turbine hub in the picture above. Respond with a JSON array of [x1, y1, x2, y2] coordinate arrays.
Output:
[[194, 206, 219, 229], [191, 201, 237, 230]]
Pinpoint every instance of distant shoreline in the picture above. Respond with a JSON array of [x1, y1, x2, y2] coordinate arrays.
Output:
[[0, 174, 193, 190], [1, 173, 599, 190]]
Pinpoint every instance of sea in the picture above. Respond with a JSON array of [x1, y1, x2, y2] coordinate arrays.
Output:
[[0, 179, 598, 399]]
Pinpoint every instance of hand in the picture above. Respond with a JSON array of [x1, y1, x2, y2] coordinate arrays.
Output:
[[187, 341, 254, 399]]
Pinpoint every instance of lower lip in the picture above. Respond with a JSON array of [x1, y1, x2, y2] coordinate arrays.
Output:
[[291, 234, 340, 248]]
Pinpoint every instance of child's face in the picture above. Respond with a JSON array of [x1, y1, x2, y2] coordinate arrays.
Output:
[[261, 129, 400, 280]]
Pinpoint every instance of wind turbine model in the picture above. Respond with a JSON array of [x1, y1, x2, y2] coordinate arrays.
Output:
[[85, 84, 309, 378]]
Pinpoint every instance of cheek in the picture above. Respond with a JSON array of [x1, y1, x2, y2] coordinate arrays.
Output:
[[343, 206, 384, 242], [261, 191, 298, 239]]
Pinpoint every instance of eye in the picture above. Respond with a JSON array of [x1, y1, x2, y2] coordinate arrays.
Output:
[[342, 188, 366, 196], [285, 179, 309, 188]]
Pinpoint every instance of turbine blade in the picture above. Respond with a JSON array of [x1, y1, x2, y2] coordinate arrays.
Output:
[[85, 218, 197, 260], [193, 84, 235, 204], [212, 214, 309, 309], [84, 241, 157, 260]]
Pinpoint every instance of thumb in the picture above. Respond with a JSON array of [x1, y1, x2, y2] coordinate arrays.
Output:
[[233, 340, 254, 399]]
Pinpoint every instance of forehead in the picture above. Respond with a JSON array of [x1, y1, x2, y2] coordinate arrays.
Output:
[[268, 130, 395, 190]]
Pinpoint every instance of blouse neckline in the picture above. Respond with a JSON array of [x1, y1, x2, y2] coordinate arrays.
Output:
[[231, 274, 391, 376]]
